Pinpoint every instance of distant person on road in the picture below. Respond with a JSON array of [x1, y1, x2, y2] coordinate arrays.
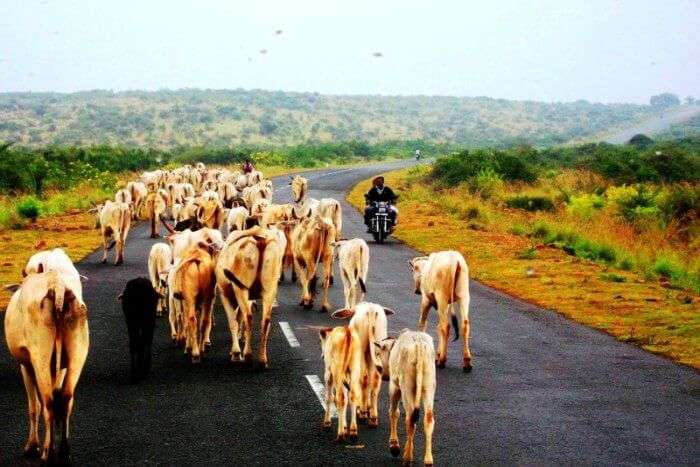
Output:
[[242, 159, 255, 174], [364, 176, 398, 231], [415, 149, 421, 160]]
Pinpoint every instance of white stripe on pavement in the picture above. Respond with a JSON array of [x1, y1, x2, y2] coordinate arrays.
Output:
[[305, 374, 336, 418], [279, 321, 300, 348]]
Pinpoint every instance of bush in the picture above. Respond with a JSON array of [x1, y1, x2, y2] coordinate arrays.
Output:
[[517, 246, 537, 259], [532, 222, 551, 238], [600, 273, 626, 283], [566, 193, 605, 219], [509, 224, 526, 236], [659, 183, 700, 225], [611, 185, 660, 222], [506, 195, 555, 212], [16, 196, 42, 221], [472, 167, 504, 198]]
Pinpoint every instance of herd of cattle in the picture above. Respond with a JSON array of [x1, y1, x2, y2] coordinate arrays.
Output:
[[3, 162, 472, 466]]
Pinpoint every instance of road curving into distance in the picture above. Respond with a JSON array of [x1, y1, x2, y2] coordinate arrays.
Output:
[[1, 159, 698, 465]]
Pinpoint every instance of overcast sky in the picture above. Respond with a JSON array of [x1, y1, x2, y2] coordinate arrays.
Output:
[[0, 0, 698, 103]]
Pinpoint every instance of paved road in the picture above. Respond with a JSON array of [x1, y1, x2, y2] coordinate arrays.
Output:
[[604, 105, 700, 144], [1, 160, 698, 466]]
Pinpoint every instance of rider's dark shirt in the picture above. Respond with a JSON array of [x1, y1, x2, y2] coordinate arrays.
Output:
[[365, 186, 397, 203]]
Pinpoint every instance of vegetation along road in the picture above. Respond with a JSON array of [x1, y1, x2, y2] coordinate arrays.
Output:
[[1, 160, 698, 465]]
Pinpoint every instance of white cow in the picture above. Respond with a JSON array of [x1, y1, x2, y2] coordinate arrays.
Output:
[[333, 239, 369, 309], [95, 201, 131, 265], [319, 198, 343, 241], [375, 330, 436, 467], [410, 250, 472, 371], [226, 206, 249, 234], [148, 243, 172, 316]]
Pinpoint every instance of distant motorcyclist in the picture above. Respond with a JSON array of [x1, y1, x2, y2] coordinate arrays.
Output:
[[364, 176, 398, 231]]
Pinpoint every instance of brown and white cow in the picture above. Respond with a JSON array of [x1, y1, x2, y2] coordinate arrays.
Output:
[[292, 215, 335, 312], [170, 243, 217, 362], [331, 301, 394, 427], [94, 200, 131, 265], [375, 330, 436, 467], [215, 227, 283, 367], [318, 326, 362, 443], [126, 181, 147, 220], [290, 175, 320, 219], [148, 243, 172, 316], [319, 198, 343, 241], [333, 238, 369, 309], [410, 250, 472, 371], [144, 190, 167, 238], [4, 270, 89, 463]]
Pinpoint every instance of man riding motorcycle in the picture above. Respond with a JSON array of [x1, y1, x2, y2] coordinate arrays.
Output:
[[364, 176, 398, 232]]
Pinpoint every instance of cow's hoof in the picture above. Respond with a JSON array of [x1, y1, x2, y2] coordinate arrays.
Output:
[[389, 444, 401, 457], [230, 351, 241, 362], [322, 421, 331, 432], [114, 260, 123, 266], [204, 342, 212, 352], [150, 234, 160, 239], [23, 444, 40, 459], [319, 305, 329, 313], [436, 360, 445, 369], [303, 302, 314, 310], [463, 364, 473, 373], [329, 276, 334, 286], [334, 434, 345, 444], [402, 460, 412, 467], [101, 259, 107, 264], [358, 415, 368, 424], [191, 355, 201, 364], [348, 432, 358, 443], [257, 360, 269, 370], [368, 417, 378, 428], [425, 463, 433, 467]]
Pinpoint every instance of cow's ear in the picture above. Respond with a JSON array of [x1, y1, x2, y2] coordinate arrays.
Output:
[[407, 260, 415, 270], [383, 307, 396, 316], [37, 264, 44, 274], [79, 274, 89, 282], [117, 293, 123, 300], [4, 283, 21, 292], [331, 308, 354, 320]]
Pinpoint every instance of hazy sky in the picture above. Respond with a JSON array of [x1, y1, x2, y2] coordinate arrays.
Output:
[[0, 0, 698, 103]]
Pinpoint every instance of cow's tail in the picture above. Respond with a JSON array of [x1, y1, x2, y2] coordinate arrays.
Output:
[[358, 243, 368, 293], [47, 271, 67, 391], [450, 260, 461, 342], [412, 343, 425, 423], [368, 310, 381, 371]]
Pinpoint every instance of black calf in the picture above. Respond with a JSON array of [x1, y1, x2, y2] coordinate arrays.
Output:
[[119, 277, 159, 383]]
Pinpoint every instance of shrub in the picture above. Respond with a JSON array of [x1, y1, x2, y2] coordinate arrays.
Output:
[[600, 273, 626, 283], [517, 246, 537, 259], [659, 183, 700, 225], [566, 193, 605, 219], [16, 196, 42, 221], [653, 257, 684, 280], [472, 167, 504, 198], [506, 195, 555, 212], [532, 222, 551, 238], [618, 257, 635, 271], [509, 224, 526, 236], [611, 185, 660, 222]]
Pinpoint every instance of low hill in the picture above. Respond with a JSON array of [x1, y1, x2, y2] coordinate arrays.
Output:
[[0, 89, 660, 149]]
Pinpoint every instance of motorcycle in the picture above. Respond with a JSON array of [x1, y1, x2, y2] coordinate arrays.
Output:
[[367, 200, 394, 244]]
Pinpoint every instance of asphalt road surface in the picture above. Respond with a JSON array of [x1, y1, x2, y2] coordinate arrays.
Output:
[[605, 105, 700, 144], [1, 160, 698, 466]]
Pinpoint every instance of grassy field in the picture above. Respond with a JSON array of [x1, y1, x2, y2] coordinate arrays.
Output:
[[348, 167, 700, 369]]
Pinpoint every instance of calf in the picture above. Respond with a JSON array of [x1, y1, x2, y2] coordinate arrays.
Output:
[[410, 250, 472, 371], [119, 277, 159, 383], [332, 302, 395, 427], [95, 200, 131, 265], [292, 215, 335, 312], [375, 330, 436, 467], [126, 181, 147, 219], [333, 238, 369, 309], [319, 326, 362, 443], [4, 270, 89, 463], [226, 206, 248, 234], [148, 243, 172, 316], [215, 227, 283, 367]]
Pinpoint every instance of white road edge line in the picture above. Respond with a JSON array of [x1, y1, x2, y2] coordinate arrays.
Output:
[[279, 321, 300, 348], [305, 374, 336, 418]]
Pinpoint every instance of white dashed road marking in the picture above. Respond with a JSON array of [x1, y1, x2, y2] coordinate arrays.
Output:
[[279, 321, 300, 348], [305, 374, 336, 418]]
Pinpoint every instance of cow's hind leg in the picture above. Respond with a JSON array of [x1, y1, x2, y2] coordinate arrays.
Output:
[[402, 404, 417, 467], [322, 371, 333, 432], [20, 365, 40, 458], [435, 297, 450, 368], [258, 295, 274, 369], [236, 291, 254, 365], [388, 381, 401, 457], [220, 284, 242, 362], [459, 295, 472, 372], [334, 386, 347, 443], [368, 368, 381, 428]]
